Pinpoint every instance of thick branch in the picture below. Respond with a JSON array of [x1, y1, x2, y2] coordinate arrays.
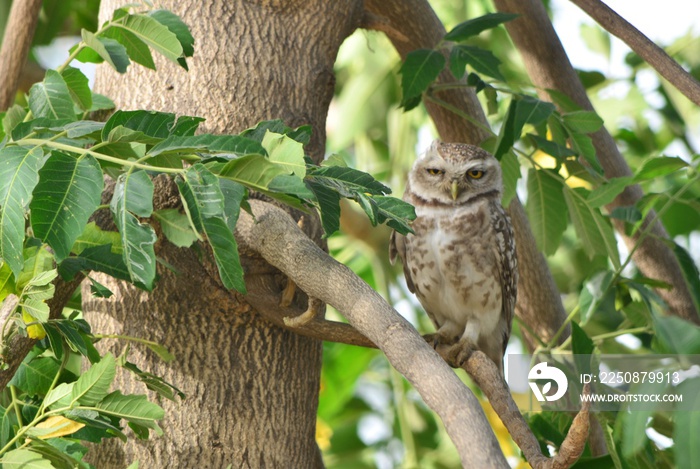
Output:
[[0, 0, 43, 111], [236, 199, 508, 468], [0, 275, 84, 389], [570, 0, 700, 107], [364, 0, 569, 347], [493, 0, 699, 324]]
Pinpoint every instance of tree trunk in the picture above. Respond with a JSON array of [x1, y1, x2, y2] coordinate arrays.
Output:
[[84, 0, 363, 466]]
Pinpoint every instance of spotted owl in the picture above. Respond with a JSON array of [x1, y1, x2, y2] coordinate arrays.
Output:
[[389, 140, 517, 374]]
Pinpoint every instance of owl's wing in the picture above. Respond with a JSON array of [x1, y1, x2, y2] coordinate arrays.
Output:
[[490, 201, 518, 354], [389, 231, 416, 293]]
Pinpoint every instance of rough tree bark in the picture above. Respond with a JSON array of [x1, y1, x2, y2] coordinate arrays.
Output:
[[85, 0, 363, 466]]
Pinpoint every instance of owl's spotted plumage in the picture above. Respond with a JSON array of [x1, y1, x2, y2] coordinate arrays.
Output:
[[390, 141, 517, 374]]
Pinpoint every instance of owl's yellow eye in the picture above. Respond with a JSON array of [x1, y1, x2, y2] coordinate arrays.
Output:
[[426, 168, 444, 176], [467, 169, 485, 179]]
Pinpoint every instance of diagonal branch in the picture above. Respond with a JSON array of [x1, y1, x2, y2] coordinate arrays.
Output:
[[236, 199, 509, 468], [570, 0, 700, 107]]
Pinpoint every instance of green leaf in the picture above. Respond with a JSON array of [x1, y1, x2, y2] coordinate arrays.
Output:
[[578, 270, 615, 325], [653, 315, 700, 354], [81, 30, 130, 73], [307, 166, 390, 196], [586, 176, 633, 208], [103, 25, 155, 69], [2, 104, 28, 136], [561, 111, 604, 134], [219, 179, 247, 231], [495, 97, 555, 160], [449, 45, 504, 81], [1, 448, 54, 468], [61, 67, 92, 111], [89, 93, 116, 112], [58, 244, 131, 283], [262, 131, 306, 177], [20, 298, 50, 322], [609, 206, 641, 224], [528, 134, 577, 159], [72, 222, 123, 255], [114, 14, 183, 65], [570, 322, 594, 377], [568, 132, 602, 174], [526, 169, 568, 256], [89, 277, 113, 298], [675, 378, 700, 469], [674, 243, 700, 313], [373, 196, 415, 235], [153, 209, 200, 248], [500, 151, 520, 206], [110, 171, 157, 290], [307, 180, 341, 236], [177, 165, 246, 292], [20, 439, 83, 469], [17, 246, 54, 290], [563, 186, 620, 268], [444, 12, 519, 41], [28, 70, 76, 120], [96, 391, 164, 433], [62, 120, 104, 139], [620, 384, 655, 458], [106, 125, 162, 144], [216, 154, 288, 191], [8, 354, 60, 396], [399, 49, 445, 110], [170, 115, 205, 137], [148, 133, 265, 157], [0, 262, 16, 303], [30, 153, 103, 262], [149, 9, 194, 69], [44, 382, 74, 409], [120, 359, 183, 401], [0, 146, 46, 277], [102, 110, 175, 141], [634, 156, 688, 181], [71, 353, 116, 406]]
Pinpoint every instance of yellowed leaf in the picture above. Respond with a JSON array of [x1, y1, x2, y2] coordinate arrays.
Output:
[[34, 416, 85, 439], [22, 310, 46, 340]]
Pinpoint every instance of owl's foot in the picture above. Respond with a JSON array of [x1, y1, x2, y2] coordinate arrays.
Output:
[[283, 297, 324, 327], [443, 339, 475, 368], [279, 278, 296, 307], [423, 331, 455, 349]]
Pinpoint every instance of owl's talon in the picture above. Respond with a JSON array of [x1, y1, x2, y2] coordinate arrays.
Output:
[[443, 340, 474, 368], [279, 278, 296, 307], [283, 297, 324, 327]]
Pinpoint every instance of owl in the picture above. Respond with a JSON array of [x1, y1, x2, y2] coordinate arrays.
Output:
[[389, 141, 517, 375]]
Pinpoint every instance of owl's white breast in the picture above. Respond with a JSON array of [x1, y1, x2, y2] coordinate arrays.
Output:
[[407, 200, 502, 342]]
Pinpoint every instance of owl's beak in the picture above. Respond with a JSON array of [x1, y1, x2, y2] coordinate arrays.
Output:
[[451, 181, 459, 200]]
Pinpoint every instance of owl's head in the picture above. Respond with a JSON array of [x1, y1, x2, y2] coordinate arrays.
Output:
[[408, 140, 503, 205]]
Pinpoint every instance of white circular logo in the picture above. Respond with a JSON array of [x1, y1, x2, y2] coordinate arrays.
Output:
[[528, 362, 568, 402]]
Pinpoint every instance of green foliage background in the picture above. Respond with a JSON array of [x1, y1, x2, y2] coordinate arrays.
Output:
[[0, 0, 698, 468]]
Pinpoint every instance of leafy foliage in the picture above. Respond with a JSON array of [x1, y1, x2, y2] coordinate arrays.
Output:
[[343, 5, 700, 468]]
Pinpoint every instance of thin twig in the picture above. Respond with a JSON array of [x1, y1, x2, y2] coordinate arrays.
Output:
[[570, 0, 700, 106]]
